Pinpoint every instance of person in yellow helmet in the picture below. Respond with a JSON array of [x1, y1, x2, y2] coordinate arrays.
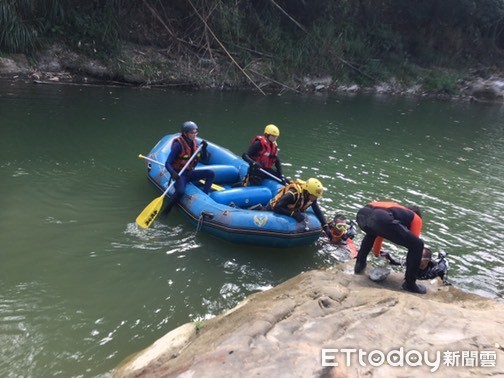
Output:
[[242, 124, 287, 186], [263, 178, 332, 240]]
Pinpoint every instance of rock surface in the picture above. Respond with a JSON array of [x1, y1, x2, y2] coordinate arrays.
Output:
[[113, 261, 504, 377]]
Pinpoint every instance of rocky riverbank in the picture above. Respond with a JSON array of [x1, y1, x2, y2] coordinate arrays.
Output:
[[2, 43, 504, 102], [113, 261, 503, 377]]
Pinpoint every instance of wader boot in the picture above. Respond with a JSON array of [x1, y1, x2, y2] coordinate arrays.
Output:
[[354, 249, 370, 274], [402, 266, 427, 294]]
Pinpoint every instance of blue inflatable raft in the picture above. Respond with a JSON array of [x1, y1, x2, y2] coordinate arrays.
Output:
[[142, 134, 322, 247]]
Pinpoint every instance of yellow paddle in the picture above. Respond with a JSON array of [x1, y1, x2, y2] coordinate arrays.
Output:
[[136, 145, 203, 229], [138, 154, 224, 191]]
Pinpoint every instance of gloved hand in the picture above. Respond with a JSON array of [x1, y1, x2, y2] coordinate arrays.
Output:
[[201, 140, 208, 149], [280, 175, 289, 185], [172, 172, 180, 181], [250, 161, 260, 171], [323, 224, 332, 240], [293, 211, 305, 223], [380, 251, 401, 266]]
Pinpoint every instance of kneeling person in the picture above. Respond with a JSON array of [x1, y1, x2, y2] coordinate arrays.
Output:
[[264, 178, 332, 240]]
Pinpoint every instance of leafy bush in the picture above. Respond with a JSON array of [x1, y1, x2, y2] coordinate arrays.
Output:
[[423, 71, 461, 95]]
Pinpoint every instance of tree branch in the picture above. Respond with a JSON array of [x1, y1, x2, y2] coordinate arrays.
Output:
[[187, 0, 266, 95]]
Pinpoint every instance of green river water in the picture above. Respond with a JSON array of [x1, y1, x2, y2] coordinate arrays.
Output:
[[0, 81, 503, 377]]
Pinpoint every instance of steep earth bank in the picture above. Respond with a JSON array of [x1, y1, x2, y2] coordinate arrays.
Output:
[[1, 43, 504, 102]]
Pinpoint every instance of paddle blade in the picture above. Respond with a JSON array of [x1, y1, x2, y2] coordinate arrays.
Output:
[[346, 238, 358, 259], [136, 196, 164, 229]]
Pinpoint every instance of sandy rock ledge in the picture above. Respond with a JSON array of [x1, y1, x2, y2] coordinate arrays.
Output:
[[113, 261, 504, 377]]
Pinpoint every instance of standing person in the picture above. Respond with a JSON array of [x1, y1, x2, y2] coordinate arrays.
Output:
[[264, 178, 332, 240], [354, 201, 426, 294], [242, 124, 287, 186], [164, 121, 215, 214]]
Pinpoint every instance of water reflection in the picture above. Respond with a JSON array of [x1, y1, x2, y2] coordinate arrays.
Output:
[[1, 83, 503, 377]]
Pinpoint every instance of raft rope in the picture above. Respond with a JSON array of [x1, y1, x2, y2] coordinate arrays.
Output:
[[195, 213, 205, 235], [195, 211, 214, 235]]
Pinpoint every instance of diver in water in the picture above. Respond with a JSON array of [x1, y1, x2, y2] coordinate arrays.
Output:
[[417, 248, 450, 284], [379, 247, 450, 284], [326, 214, 359, 257], [327, 214, 357, 244]]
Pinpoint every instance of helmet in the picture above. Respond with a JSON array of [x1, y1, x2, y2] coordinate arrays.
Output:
[[407, 205, 422, 218], [264, 124, 280, 137], [182, 121, 198, 134], [305, 178, 324, 198]]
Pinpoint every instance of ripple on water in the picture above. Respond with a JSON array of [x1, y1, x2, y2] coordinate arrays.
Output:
[[0, 282, 63, 376], [119, 222, 201, 254]]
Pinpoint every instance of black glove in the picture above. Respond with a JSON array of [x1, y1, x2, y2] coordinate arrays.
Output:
[[293, 211, 305, 223], [250, 161, 260, 171], [280, 175, 289, 185], [323, 224, 332, 240], [172, 172, 180, 181], [380, 251, 401, 266], [201, 140, 208, 149]]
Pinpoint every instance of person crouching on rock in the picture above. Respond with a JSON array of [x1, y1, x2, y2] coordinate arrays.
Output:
[[354, 201, 426, 294]]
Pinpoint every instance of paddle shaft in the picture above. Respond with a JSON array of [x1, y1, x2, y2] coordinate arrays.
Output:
[[138, 154, 166, 167], [158, 144, 203, 198], [135, 144, 203, 228], [138, 153, 224, 191], [259, 167, 283, 183]]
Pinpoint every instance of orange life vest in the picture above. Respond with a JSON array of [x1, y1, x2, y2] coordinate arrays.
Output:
[[250, 135, 278, 169], [171, 136, 200, 171], [367, 201, 423, 256], [269, 180, 312, 212]]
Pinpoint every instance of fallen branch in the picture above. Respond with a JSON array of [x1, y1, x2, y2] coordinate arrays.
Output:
[[248, 68, 301, 94], [269, 0, 307, 34], [187, 0, 266, 95], [269, 0, 376, 82], [142, 0, 187, 49]]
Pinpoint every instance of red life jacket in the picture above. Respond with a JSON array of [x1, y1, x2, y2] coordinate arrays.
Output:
[[251, 135, 278, 169], [171, 136, 200, 171]]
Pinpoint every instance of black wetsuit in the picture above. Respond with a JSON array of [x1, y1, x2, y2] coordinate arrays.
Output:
[[356, 202, 424, 288], [417, 258, 448, 281]]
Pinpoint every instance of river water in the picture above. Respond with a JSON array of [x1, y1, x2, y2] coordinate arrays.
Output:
[[1, 81, 503, 377]]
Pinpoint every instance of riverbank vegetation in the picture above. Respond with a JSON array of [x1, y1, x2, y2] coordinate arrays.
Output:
[[2, 0, 504, 94]]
